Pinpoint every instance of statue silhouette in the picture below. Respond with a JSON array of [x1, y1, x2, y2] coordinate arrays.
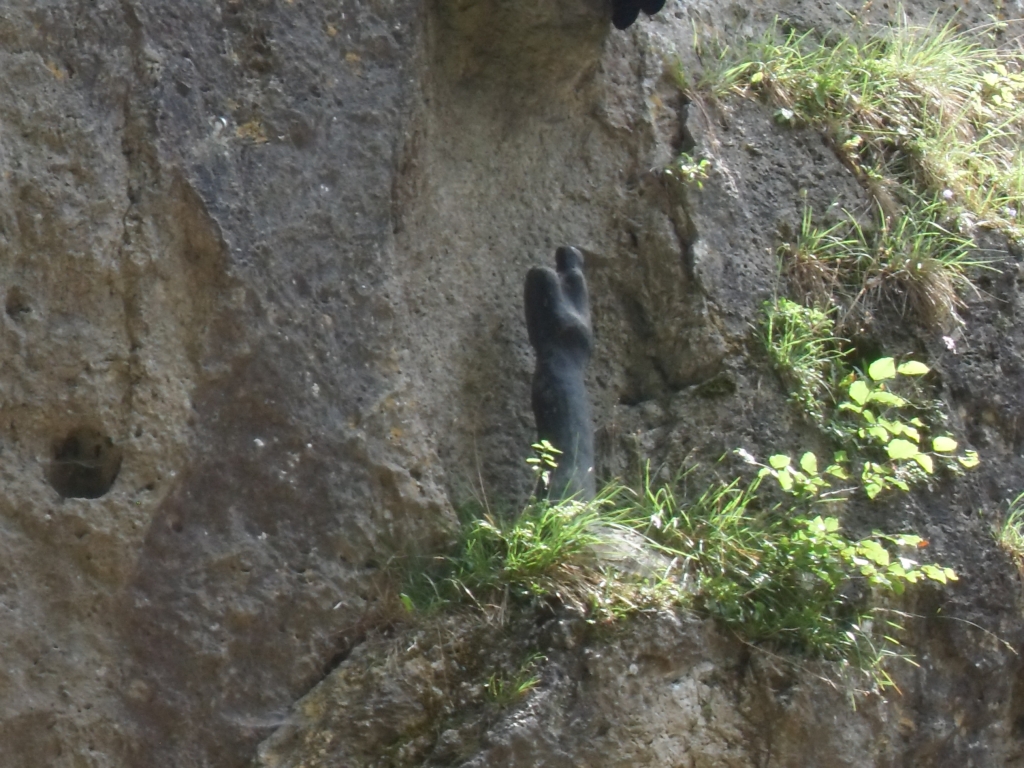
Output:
[[524, 246, 595, 501]]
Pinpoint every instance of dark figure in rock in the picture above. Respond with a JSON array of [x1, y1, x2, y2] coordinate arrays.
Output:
[[612, 0, 666, 30], [524, 246, 595, 501]]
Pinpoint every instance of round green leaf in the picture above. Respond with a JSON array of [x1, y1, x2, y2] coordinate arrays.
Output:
[[886, 439, 919, 460], [868, 357, 897, 381], [799, 452, 818, 475], [867, 426, 890, 442], [897, 360, 930, 376], [848, 380, 870, 405], [859, 540, 890, 566], [913, 453, 934, 474], [932, 436, 958, 453], [769, 454, 792, 470]]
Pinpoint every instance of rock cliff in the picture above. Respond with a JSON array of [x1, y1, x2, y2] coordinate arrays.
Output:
[[2, 0, 1023, 766]]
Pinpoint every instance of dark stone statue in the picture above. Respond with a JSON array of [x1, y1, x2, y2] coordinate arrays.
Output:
[[612, 0, 667, 30], [524, 246, 595, 501]]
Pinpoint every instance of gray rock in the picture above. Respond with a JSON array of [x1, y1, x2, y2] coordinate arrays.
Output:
[[1, 0, 1024, 766]]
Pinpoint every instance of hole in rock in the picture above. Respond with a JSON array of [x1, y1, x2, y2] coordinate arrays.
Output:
[[5, 287, 31, 321], [46, 426, 123, 499]]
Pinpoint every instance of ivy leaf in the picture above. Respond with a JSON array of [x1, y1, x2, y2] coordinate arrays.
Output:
[[867, 426, 891, 442], [913, 453, 934, 474], [849, 380, 870, 405], [932, 436, 958, 453], [826, 464, 849, 480], [868, 390, 907, 408], [859, 540, 890, 566], [868, 357, 897, 381], [886, 439, 919, 460], [897, 360, 930, 376], [776, 471, 794, 491], [799, 452, 818, 475]]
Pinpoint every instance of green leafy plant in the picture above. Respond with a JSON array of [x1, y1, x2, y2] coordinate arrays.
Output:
[[635, 460, 956, 686], [526, 440, 562, 491], [761, 295, 978, 498], [832, 357, 978, 498]]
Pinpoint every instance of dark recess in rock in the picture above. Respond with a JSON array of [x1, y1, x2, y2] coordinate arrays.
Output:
[[5, 286, 31, 321], [46, 426, 123, 499]]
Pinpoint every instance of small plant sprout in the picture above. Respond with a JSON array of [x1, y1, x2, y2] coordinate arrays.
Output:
[[527, 440, 562, 491], [484, 653, 546, 707], [666, 152, 712, 189]]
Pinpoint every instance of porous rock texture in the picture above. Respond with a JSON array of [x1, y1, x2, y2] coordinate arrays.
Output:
[[2, 0, 1024, 766]]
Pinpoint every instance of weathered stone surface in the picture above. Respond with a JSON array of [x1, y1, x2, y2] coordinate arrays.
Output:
[[1, 1, 448, 765], [2, 0, 1024, 766]]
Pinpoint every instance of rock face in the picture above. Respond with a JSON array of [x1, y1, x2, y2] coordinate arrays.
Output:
[[1, 0, 1024, 766]]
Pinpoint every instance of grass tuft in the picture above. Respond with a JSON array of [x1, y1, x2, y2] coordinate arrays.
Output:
[[780, 199, 982, 331], [689, 17, 1010, 330], [762, 296, 844, 418], [718, 19, 1024, 229], [998, 492, 1024, 576]]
